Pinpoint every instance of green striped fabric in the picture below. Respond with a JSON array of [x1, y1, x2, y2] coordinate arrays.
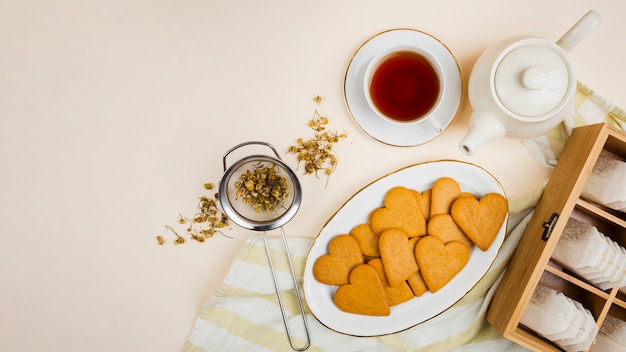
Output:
[[184, 82, 625, 351]]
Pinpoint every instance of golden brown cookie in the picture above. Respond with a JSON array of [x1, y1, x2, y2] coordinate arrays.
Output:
[[407, 271, 428, 297], [450, 192, 508, 251], [350, 223, 380, 257], [368, 258, 414, 306], [459, 192, 474, 199], [370, 186, 427, 238], [379, 228, 419, 287], [430, 177, 461, 216], [407, 236, 421, 274], [415, 235, 470, 293], [427, 213, 473, 247], [333, 264, 390, 316], [417, 188, 432, 222], [313, 234, 364, 286]]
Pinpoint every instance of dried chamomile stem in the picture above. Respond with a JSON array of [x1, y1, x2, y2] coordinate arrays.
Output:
[[157, 182, 231, 245], [287, 100, 347, 186], [234, 162, 289, 213]]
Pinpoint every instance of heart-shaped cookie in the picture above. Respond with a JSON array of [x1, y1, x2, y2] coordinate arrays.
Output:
[[333, 264, 390, 316], [430, 177, 461, 216], [451, 192, 508, 251], [368, 258, 414, 306], [407, 271, 428, 297], [313, 234, 364, 286], [415, 235, 470, 293], [379, 228, 418, 287], [350, 223, 380, 257], [414, 188, 431, 222], [370, 186, 427, 238], [427, 213, 473, 248]]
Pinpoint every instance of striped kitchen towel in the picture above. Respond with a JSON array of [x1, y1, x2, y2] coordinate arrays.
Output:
[[183, 203, 534, 352]]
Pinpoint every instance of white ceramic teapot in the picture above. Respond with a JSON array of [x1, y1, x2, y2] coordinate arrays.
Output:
[[459, 10, 602, 155]]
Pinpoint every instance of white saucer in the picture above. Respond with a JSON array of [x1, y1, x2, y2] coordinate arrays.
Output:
[[344, 29, 463, 146]]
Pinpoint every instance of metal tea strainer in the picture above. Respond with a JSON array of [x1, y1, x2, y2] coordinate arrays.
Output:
[[218, 141, 311, 351]]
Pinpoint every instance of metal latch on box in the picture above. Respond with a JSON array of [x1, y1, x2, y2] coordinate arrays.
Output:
[[541, 213, 559, 241]]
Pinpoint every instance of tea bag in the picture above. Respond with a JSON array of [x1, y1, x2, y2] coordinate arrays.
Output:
[[555, 301, 598, 351], [588, 238, 626, 290], [614, 247, 626, 288], [551, 217, 606, 274], [582, 149, 626, 212], [590, 315, 626, 352], [520, 285, 575, 336], [587, 237, 619, 281], [594, 240, 626, 290], [604, 242, 625, 283], [543, 300, 585, 341], [552, 217, 626, 290], [521, 284, 599, 352]]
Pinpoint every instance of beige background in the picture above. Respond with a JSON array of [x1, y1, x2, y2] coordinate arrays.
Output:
[[1, 1, 624, 351]]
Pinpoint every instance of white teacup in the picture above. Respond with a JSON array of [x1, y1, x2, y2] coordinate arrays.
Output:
[[363, 46, 445, 131]]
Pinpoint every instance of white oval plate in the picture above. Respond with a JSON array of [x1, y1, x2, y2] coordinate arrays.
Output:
[[303, 160, 507, 336], [344, 29, 463, 147]]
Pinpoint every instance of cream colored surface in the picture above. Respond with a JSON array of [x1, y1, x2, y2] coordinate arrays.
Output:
[[0, 1, 624, 351]]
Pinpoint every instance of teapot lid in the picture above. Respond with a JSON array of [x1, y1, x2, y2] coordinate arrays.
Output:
[[494, 44, 570, 117]]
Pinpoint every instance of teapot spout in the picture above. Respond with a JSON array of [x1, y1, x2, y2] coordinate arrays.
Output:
[[459, 110, 506, 156]]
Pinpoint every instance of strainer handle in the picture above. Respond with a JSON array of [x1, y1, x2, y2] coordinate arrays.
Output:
[[222, 141, 282, 171]]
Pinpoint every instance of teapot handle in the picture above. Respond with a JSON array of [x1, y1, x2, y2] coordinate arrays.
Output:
[[556, 10, 602, 53]]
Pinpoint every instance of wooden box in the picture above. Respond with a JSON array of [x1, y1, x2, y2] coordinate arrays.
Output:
[[487, 123, 626, 351]]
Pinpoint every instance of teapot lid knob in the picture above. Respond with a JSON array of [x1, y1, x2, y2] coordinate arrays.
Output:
[[494, 43, 572, 118], [522, 66, 549, 90]]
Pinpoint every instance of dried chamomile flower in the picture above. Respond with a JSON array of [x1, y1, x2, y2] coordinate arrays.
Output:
[[287, 106, 347, 186], [157, 182, 232, 246], [164, 225, 186, 245], [234, 162, 288, 213]]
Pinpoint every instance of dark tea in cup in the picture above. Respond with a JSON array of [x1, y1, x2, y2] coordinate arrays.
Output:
[[368, 50, 440, 122]]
